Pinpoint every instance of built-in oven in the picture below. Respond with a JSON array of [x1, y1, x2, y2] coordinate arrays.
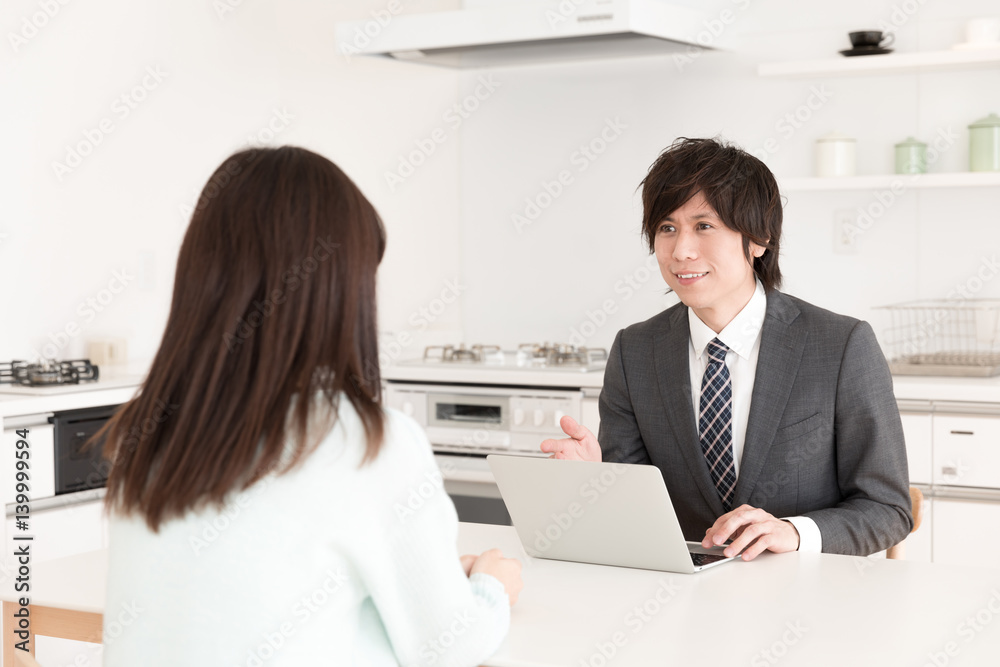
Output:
[[385, 382, 585, 525], [51, 404, 120, 495]]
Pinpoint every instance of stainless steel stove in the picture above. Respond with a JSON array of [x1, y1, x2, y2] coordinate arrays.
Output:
[[0, 360, 146, 396], [401, 342, 608, 373], [0, 359, 99, 387], [386, 343, 607, 526]]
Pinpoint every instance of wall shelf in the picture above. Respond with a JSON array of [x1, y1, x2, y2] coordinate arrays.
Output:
[[778, 172, 1000, 191], [759, 48, 1000, 78]]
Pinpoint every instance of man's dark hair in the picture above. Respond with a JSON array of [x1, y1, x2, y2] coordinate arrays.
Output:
[[640, 137, 783, 292]]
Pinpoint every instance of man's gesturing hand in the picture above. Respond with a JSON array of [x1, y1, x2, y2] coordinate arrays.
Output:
[[539, 415, 602, 462], [701, 504, 800, 561]]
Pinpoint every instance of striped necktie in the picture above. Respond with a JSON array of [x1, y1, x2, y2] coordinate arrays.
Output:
[[699, 338, 736, 512]]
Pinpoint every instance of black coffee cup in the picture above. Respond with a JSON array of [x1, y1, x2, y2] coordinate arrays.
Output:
[[849, 30, 894, 49]]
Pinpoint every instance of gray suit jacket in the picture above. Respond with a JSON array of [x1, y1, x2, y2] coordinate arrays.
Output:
[[599, 289, 913, 555]]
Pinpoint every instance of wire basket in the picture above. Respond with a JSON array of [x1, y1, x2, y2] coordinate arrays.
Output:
[[877, 300, 1000, 377]]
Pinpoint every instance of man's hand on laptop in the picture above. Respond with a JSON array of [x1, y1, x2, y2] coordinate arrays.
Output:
[[540, 415, 602, 462], [701, 504, 800, 561]]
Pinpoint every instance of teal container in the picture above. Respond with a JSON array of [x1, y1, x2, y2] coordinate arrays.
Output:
[[894, 137, 927, 174], [969, 113, 1000, 172]]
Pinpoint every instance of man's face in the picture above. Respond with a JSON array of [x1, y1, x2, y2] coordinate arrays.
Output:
[[653, 191, 764, 331]]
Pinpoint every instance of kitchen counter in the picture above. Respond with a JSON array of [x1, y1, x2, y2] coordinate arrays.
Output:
[[6, 363, 997, 409], [385, 359, 1000, 404], [383, 362, 605, 388], [4, 487, 105, 517], [5, 522, 999, 665], [0, 367, 145, 418], [892, 374, 1000, 405]]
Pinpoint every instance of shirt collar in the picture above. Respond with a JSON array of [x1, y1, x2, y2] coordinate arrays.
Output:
[[688, 279, 767, 362]]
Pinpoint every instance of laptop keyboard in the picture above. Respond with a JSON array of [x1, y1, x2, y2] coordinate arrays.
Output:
[[690, 552, 729, 567]]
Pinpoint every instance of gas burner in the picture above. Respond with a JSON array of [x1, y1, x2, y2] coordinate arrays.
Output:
[[423, 344, 502, 364], [517, 343, 608, 367], [0, 359, 100, 387]]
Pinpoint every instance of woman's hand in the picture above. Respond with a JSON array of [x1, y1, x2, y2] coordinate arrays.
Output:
[[468, 548, 524, 605]]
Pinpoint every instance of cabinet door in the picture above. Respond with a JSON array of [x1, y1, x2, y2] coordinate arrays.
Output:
[[2, 419, 56, 505], [899, 412, 932, 485], [932, 415, 1000, 488], [3, 499, 105, 567], [581, 396, 600, 435], [932, 497, 1000, 568]]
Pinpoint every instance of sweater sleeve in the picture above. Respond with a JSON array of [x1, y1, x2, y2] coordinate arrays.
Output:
[[353, 411, 511, 667]]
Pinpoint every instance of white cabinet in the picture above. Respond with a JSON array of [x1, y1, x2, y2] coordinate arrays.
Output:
[[581, 395, 600, 435], [932, 415, 1000, 488], [4, 499, 106, 566], [2, 498, 108, 611], [932, 497, 1000, 569], [2, 498, 108, 667], [891, 405, 1000, 566], [2, 414, 56, 505], [900, 412, 933, 485], [2, 414, 57, 559]]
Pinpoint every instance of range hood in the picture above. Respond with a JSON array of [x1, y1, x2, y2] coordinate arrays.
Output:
[[335, 0, 729, 68]]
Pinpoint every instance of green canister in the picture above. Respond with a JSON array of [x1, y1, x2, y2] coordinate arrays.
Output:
[[969, 113, 1000, 172], [894, 136, 927, 174]]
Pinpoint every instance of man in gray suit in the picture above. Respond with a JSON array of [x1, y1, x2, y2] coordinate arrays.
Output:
[[542, 137, 912, 559]]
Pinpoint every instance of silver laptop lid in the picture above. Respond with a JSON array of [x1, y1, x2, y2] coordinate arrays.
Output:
[[487, 455, 709, 573]]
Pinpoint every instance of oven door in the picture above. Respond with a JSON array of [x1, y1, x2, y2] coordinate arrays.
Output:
[[425, 391, 513, 452], [51, 404, 120, 495], [435, 453, 511, 526], [386, 382, 584, 524]]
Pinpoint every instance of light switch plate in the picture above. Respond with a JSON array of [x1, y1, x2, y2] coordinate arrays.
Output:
[[833, 209, 859, 254], [137, 249, 155, 291]]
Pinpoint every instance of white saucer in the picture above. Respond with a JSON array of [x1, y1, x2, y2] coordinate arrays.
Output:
[[952, 41, 1000, 50]]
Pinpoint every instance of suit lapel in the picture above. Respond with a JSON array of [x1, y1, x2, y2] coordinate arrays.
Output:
[[732, 290, 807, 507], [654, 305, 727, 517]]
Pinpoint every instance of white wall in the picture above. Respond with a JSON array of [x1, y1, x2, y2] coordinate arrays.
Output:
[[458, 0, 1000, 353], [2, 0, 999, 370], [0, 0, 465, 368]]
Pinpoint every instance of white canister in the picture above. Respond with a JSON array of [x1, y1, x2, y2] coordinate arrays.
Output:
[[965, 17, 1000, 46], [816, 132, 857, 177], [87, 338, 129, 367]]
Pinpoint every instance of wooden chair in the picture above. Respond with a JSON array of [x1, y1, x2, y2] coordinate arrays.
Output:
[[886, 487, 925, 560], [14, 650, 44, 667]]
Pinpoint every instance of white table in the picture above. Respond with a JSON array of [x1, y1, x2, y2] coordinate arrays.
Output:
[[4, 524, 1000, 666], [459, 523, 1000, 666]]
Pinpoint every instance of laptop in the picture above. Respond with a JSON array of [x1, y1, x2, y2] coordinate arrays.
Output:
[[486, 455, 737, 574]]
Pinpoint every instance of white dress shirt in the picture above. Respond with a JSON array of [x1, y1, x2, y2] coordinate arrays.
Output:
[[687, 279, 822, 553]]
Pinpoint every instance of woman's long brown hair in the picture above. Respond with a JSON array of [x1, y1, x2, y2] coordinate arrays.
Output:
[[99, 146, 386, 531]]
